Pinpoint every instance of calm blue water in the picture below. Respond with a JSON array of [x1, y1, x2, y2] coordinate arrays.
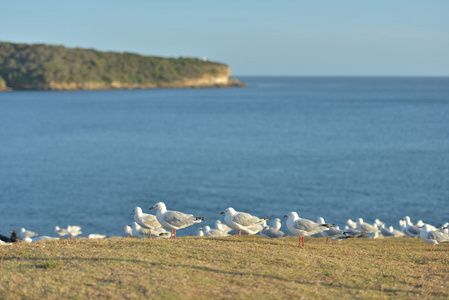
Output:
[[1, 77, 448, 237]]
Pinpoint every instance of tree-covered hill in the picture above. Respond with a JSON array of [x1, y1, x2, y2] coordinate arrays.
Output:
[[0, 42, 244, 90]]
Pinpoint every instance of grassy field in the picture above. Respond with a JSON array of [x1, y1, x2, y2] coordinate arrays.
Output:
[[0, 236, 448, 299]]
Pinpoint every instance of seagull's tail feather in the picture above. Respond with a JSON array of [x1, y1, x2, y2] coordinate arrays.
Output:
[[194, 217, 205, 223], [321, 223, 335, 228]]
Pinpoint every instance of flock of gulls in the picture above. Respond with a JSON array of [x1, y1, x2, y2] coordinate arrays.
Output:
[[1, 202, 449, 251]]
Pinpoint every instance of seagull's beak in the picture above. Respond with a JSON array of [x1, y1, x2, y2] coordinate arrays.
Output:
[[220, 212, 225, 214], [284, 215, 288, 218], [149, 207, 155, 210]]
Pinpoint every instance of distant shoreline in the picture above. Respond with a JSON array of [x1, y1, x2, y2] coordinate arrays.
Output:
[[0, 41, 245, 91]]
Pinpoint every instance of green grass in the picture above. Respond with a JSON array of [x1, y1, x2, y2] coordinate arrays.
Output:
[[0, 236, 448, 299]]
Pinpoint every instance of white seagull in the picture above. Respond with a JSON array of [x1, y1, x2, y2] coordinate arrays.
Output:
[[0, 240, 12, 246], [30, 236, 60, 242], [55, 226, 69, 238], [150, 227, 171, 239], [284, 212, 334, 248], [260, 218, 286, 239], [197, 228, 205, 236], [20, 228, 38, 239], [317, 219, 347, 244], [203, 226, 229, 237], [67, 225, 82, 239], [131, 222, 150, 239], [242, 220, 266, 237], [149, 202, 204, 239], [420, 224, 449, 251], [346, 219, 358, 229], [133, 206, 162, 238], [88, 234, 106, 239], [402, 216, 423, 237], [356, 218, 380, 238], [215, 220, 233, 233], [220, 207, 271, 238], [123, 225, 133, 237]]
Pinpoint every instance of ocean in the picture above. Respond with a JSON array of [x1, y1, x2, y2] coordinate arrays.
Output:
[[1, 76, 448, 237]]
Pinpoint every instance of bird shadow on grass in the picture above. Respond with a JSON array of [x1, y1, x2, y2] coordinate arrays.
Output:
[[2, 256, 435, 296]]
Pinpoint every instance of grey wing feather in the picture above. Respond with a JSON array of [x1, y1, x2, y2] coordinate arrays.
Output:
[[295, 219, 319, 231], [141, 214, 161, 228], [407, 226, 420, 235], [261, 228, 286, 238], [429, 231, 449, 243], [164, 211, 194, 227], [233, 213, 263, 226]]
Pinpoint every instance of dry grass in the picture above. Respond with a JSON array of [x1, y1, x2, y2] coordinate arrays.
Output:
[[0, 236, 448, 299]]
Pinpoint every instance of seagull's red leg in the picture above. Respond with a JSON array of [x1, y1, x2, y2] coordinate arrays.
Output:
[[170, 229, 173, 239], [302, 236, 305, 247], [174, 230, 177, 239], [248, 234, 251, 238], [298, 236, 301, 248], [239, 230, 241, 238]]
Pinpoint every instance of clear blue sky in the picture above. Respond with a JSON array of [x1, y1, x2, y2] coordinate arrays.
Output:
[[1, 0, 448, 76]]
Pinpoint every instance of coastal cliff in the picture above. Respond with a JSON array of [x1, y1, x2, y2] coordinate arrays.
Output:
[[0, 42, 244, 91]]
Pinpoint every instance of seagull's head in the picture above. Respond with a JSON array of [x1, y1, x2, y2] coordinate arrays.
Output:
[[220, 207, 235, 215], [284, 212, 298, 219], [149, 202, 166, 211]]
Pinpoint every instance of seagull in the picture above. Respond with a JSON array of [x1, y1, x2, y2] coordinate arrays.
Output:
[[260, 219, 287, 239], [55, 226, 69, 238], [420, 224, 449, 251], [220, 207, 271, 238], [284, 212, 334, 247], [0, 240, 12, 246], [215, 220, 233, 233], [321, 226, 348, 244], [131, 222, 150, 239], [379, 224, 397, 238], [133, 206, 162, 238], [20, 228, 38, 239], [388, 226, 405, 238], [242, 220, 266, 237], [197, 228, 205, 236], [343, 226, 363, 238], [346, 219, 358, 229], [149, 202, 204, 239], [30, 236, 60, 242], [402, 216, 423, 237], [88, 234, 106, 239], [67, 225, 82, 239], [356, 218, 380, 238], [203, 226, 229, 237], [123, 225, 133, 237], [150, 227, 171, 239], [374, 219, 386, 227], [312, 217, 331, 238]]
